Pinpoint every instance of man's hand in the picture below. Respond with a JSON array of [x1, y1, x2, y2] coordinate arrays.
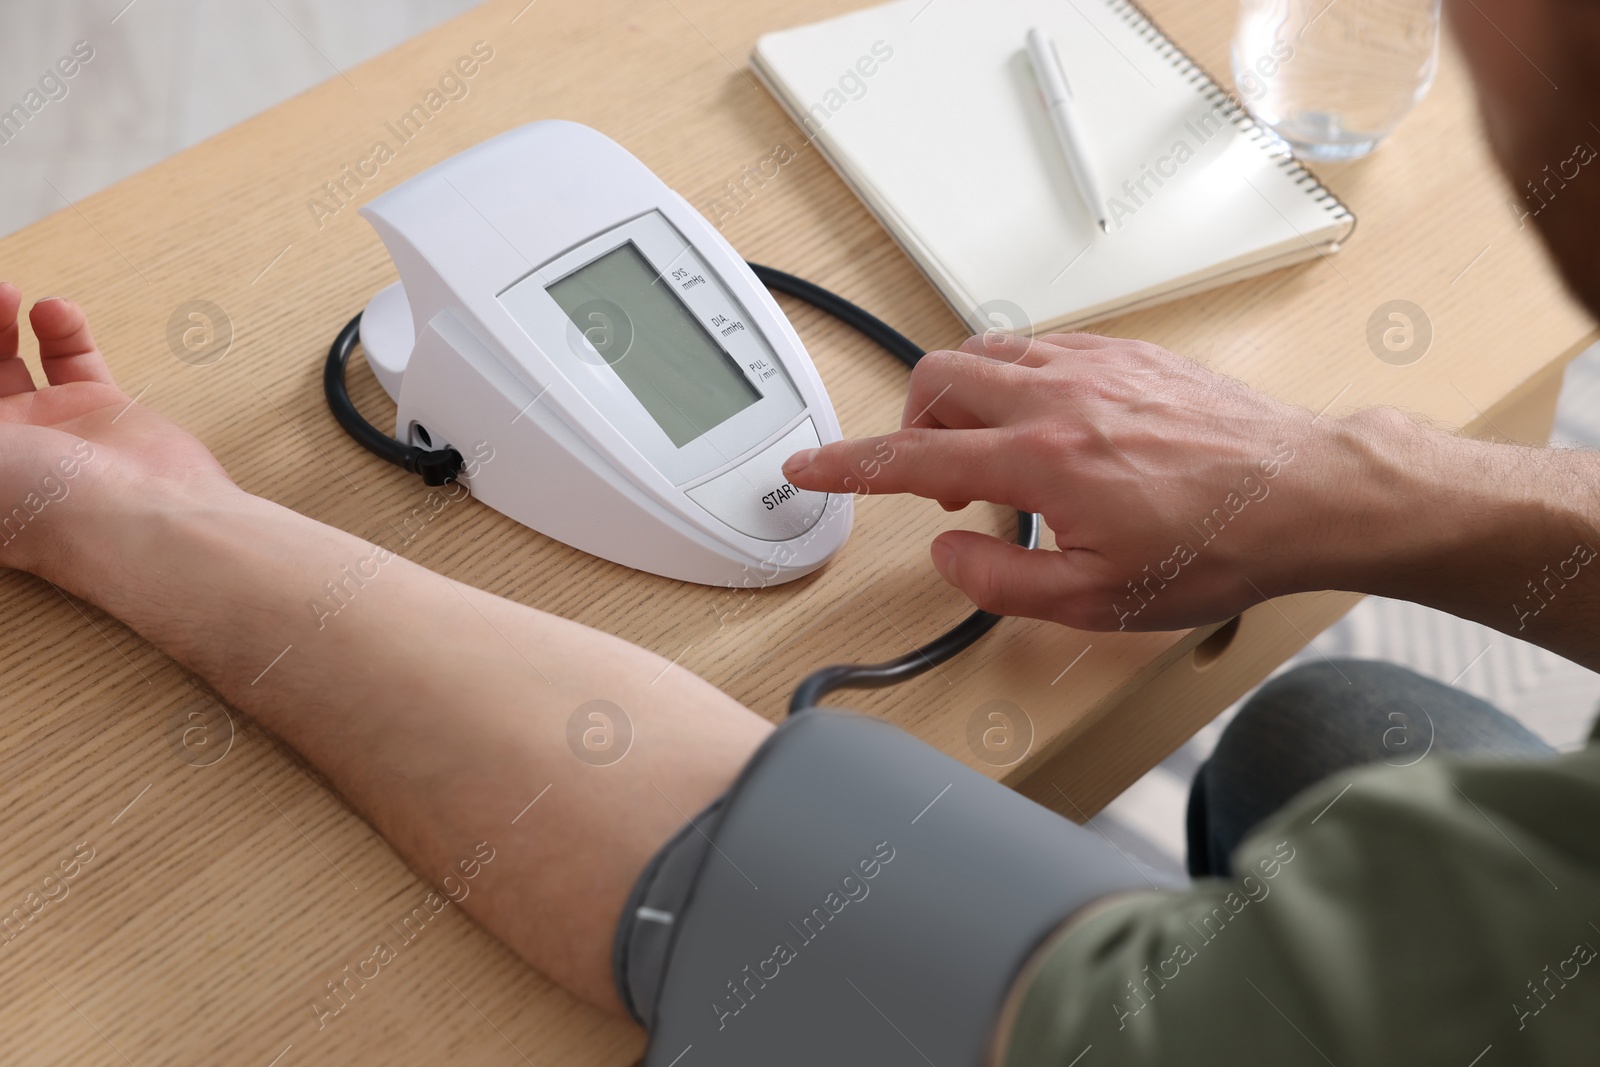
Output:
[[0, 283, 238, 580], [783, 332, 1419, 632]]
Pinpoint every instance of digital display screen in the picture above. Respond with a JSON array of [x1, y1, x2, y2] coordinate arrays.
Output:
[[547, 243, 761, 448]]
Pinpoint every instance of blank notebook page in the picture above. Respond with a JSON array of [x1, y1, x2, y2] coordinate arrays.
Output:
[[753, 0, 1354, 333]]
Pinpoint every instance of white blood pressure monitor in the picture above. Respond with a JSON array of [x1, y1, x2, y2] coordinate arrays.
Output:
[[357, 121, 851, 586]]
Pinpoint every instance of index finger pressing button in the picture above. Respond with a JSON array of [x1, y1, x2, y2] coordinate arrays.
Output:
[[687, 419, 828, 542]]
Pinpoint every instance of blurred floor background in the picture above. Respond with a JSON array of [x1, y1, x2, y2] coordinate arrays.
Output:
[[5, 0, 1598, 882]]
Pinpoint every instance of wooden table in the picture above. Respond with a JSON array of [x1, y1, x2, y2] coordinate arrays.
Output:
[[0, 0, 1590, 1063]]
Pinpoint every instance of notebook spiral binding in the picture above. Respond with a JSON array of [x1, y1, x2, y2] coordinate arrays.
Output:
[[1106, 0, 1357, 235]]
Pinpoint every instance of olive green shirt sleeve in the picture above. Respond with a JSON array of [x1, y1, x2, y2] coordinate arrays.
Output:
[[1002, 738, 1600, 1066]]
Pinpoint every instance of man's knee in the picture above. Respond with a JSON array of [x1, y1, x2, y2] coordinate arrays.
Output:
[[1211, 659, 1396, 781], [1220, 659, 1497, 760], [1210, 658, 1550, 813]]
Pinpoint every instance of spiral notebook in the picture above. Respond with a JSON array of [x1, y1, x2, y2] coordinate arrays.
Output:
[[751, 0, 1356, 334]]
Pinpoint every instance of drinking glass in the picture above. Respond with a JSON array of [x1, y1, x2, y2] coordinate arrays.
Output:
[[1232, 0, 1441, 161]]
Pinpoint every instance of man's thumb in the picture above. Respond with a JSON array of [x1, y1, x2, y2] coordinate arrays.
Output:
[[930, 531, 1081, 622]]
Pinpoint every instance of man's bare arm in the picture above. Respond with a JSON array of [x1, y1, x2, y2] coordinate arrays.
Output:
[[783, 332, 1600, 672], [0, 284, 771, 1013]]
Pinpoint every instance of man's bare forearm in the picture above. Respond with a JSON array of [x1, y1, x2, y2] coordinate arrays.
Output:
[[52, 486, 770, 1011], [1316, 408, 1600, 671]]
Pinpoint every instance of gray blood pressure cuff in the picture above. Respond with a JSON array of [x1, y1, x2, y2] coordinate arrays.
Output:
[[612, 710, 1152, 1066]]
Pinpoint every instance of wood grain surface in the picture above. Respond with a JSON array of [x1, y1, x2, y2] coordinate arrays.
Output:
[[0, 0, 1591, 1063]]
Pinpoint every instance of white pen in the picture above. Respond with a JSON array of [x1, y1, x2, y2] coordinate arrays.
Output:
[[1025, 27, 1111, 235]]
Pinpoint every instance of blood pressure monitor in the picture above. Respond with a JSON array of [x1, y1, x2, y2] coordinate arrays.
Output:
[[354, 120, 851, 586]]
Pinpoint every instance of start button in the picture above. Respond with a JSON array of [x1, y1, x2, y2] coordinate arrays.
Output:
[[686, 419, 828, 542]]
